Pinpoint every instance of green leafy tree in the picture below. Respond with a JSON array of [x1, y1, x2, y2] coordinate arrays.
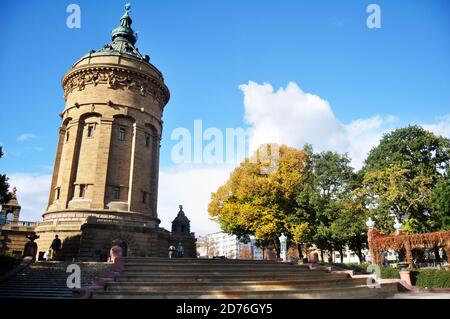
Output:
[[329, 195, 369, 263], [361, 126, 450, 233], [430, 176, 450, 230], [363, 125, 450, 182], [356, 165, 433, 234], [301, 150, 356, 262]]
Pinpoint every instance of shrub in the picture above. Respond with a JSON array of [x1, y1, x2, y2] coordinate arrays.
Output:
[[413, 269, 450, 288], [0, 253, 22, 276], [323, 262, 450, 288], [380, 266, 400, 279]]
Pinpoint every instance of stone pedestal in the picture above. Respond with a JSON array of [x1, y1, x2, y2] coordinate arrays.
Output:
[[399, 270, 412, 286], [308, 251, 319, 264]]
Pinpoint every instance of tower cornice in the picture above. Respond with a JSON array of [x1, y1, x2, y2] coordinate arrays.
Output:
[[62, 64, 170, 106]]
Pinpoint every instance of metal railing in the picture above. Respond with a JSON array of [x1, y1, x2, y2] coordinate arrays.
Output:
[[2, 220, 37, 227], [412, 261, 449, 269]]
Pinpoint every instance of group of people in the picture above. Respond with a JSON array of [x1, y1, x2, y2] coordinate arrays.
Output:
[[169, 242, 184, 258]]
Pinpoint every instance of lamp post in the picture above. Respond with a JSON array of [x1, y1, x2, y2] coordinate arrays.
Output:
[[279, 233, 287, 262]]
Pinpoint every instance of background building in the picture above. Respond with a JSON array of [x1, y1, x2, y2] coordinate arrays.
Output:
[[0, 188, 36, 255], [197, 232, 263, 260]]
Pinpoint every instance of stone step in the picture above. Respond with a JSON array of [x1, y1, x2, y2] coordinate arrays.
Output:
[[115, 274, 348, 283], [122, 263, 316, 269], [0, 287, 71, 292], [121, 267, 318, 274], [0, 292, 73, 299], [105, 277, 369, 292], [115, 272, 349, 282], [0, 261, 110, 299], [93, 283, 399, 299], [125, 257, 281, 263], [0, 280, 67, 290], [120, 268, 331, 275]]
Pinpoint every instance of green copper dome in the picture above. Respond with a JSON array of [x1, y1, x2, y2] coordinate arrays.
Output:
[[111, 3, 137, 45], [97, 3, 150, 63]]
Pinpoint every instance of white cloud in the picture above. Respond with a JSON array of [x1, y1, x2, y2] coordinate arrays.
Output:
[[16, 133, 37, 142], [240, 81, 450, 169], [6, 173, 51, 222], [344, 115, 397, 169], [422, 115, 450, 138], [157, 164, 234, 236], [241, 81, 348, 154], [240, 81, 398, 169]]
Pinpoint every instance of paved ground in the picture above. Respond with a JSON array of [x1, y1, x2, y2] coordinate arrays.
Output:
[[389, 292, 450, 299]]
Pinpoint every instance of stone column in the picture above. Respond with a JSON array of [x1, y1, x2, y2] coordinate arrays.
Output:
[[91, 117, 114, 209], [12, 207, 20, 223], [151, 132, 161, 217], [59, 119, 83, 210], [47, 126, 65, 206], [367, 228, 382, 265], [128, 122, 140, 212], [404, 240, 413, 269], [399, 270, 412, 286], [446, 240, 450, 266]]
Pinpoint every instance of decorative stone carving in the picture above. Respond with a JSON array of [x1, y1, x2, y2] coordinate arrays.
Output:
[[63, 68, 169, 105]]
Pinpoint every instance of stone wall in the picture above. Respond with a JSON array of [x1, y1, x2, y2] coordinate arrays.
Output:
[[1, 230, 34, 255]]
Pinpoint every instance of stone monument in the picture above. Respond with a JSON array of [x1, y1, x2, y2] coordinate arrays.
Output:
[[33, 5, 196, 260]]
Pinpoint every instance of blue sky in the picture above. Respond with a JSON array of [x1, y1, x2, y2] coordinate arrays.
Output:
[[1, 0, 449, 234]]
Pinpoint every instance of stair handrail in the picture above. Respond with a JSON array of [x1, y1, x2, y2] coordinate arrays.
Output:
[[0, 256, 34, 284]]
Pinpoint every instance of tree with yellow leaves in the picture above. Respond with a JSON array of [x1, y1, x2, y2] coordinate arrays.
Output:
[[208, 144, 310, 257]]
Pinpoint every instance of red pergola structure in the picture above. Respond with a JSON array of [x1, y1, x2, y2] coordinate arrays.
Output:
[[368, 228, 450, 268]]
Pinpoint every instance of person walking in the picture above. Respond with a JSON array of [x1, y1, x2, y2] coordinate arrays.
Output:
[[177, 242, 185, 258], [50, 235, 62, 259], [168, 245, 176, 259]]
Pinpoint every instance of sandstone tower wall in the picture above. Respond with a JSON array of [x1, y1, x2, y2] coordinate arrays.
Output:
[[31, 6, 195, 260]]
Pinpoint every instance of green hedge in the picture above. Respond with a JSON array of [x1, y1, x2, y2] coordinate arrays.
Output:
[[411, 269, 450, 288], [320, 262, 450, 288], [380, 266, 400, 279], [0, 253, 22, 276]]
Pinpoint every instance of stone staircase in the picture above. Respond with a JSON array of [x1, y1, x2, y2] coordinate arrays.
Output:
[[92, 257, 400, 299], [0, 261, 110, 299]]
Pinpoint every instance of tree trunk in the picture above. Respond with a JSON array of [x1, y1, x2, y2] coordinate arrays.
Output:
[[328, 249, 333, 263], [340, 248, 344, 263], [320, 250, 324, 262], [405, 242, 413, 269], [274, 240, 280, 259], [297, 243, 303, 259], [356, 247, 364, 263]]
